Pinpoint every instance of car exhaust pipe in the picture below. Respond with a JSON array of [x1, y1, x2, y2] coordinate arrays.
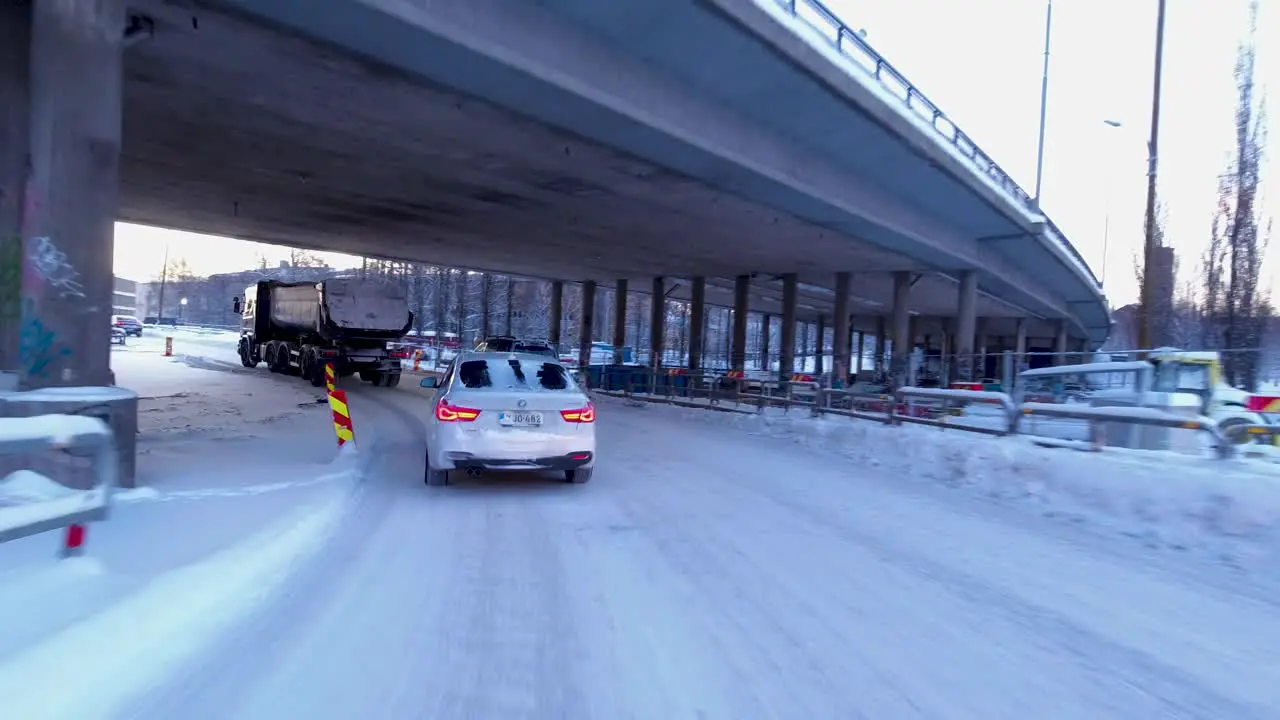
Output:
[[465, 467, 483, 479]]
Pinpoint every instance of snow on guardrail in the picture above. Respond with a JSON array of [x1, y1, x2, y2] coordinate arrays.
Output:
[[0, 414, 117, 555]]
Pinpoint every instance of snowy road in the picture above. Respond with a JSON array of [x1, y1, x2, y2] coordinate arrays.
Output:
[[125, 385, 1280, 720]]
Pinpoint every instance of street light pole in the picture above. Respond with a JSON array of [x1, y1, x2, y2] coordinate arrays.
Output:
[[1032, 0, 1053, 208], [1138, 0, 1168, 353], [1100, 119, 1123, 287]]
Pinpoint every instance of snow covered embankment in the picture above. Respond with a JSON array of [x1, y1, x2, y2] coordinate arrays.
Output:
[[609, 396, 1280, 559], [0, 443, 364, 720]]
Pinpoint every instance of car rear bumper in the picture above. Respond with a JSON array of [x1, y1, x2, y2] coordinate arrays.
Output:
[[443, 451, 593, 472]]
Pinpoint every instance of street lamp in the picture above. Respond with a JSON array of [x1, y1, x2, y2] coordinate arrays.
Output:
[[1032, 0, 1054, 208], [179, 296, 188, 324], [1100, 119, 1123, 286]]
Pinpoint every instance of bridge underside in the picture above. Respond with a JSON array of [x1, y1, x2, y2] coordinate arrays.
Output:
[[116, 0, 1076, 339]]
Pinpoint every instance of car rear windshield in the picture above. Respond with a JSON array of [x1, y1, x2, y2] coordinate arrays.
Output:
[[457, 359, 573, 391]]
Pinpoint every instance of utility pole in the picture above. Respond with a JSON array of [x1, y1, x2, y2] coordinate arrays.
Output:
[[1032, 0, 1053, 208], [155, 244, 168, 323], [1138, 0, 1168, 353]]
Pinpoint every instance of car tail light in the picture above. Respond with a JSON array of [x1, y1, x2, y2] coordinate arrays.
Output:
[[560, 404, 595, 423], [436, 398, 480, 422]]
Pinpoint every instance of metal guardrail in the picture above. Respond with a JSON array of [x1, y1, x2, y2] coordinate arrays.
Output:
[[0, 414, 117, 553], [774, 0, 1101, 289], [894, 387, 1017, 436], [1017, 402, 1234, 459], [602, 370, 1247, 460], [1222, 423, 1280, 445]]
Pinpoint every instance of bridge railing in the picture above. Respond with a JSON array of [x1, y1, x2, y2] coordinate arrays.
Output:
[[773, 0, 1102, 290]]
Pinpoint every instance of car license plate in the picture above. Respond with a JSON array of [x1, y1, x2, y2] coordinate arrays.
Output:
[[499, 411, 543, 427]]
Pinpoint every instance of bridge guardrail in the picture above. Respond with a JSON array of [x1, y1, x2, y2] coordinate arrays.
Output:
[[775, 0, 1101, 289], [0, 414, 117, 555]]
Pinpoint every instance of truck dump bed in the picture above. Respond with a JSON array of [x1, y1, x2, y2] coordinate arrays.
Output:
[[321, 278, 410, 333]]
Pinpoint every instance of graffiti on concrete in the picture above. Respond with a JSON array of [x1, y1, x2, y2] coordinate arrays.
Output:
[[20, 298, 71, 379], [27, 235, 84, 299]]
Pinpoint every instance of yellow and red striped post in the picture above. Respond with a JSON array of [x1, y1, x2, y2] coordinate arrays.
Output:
[[323, 362, 354, 446], [412, 349, 422, 373], [329, 389, 355, 447], [324, 362, 337, 393]]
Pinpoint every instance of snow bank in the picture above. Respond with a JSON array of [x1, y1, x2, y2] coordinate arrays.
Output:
[[606, 397, 1280, 557], [0, 443, 364, 720]]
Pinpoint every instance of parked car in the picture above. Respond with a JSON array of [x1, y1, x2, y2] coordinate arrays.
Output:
[[474, 335, 557, 358], [112, 315, 143, 337], [111, 325, 127, 345]]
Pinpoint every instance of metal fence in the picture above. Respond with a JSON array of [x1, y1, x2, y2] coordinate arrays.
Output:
[[0, 414, 117, 555], [591, 365, 1263, 461]]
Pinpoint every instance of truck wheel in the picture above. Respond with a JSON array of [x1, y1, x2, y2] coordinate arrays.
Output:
[[359, 370, 378, 384], [238, 340, 256, 368], [384, 372, 401, 388], [265, 344, 280, 372], [308, 363, 325, 387]]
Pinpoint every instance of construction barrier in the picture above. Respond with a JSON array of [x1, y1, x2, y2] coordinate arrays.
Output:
[[413, 350, 423, 373], [724, 370, 745, 379], [666, 367, 686, 376], [791, 373, 815, 382], [324, 362, 337, 393], [164, 337, 173, 357]]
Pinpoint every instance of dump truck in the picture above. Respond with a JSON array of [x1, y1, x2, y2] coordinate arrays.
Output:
[[233, 279, 413, 388]]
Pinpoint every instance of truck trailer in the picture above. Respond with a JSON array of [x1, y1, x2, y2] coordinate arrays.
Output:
[[233, 279, 413, 388]]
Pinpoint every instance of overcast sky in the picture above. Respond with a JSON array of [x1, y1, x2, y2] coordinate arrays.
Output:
[[113, 0, 1276, 310]]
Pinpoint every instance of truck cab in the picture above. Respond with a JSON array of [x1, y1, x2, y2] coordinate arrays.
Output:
[[1147, 347, 1274, 443]]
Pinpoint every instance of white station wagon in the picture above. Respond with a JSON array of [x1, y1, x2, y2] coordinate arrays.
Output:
[[420, 351, 596, 485]]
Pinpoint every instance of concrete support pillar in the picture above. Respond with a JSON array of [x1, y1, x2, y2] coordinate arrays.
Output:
[[889, 271, 911, 387], [831, 272, 851, 384], [549, 280, 563, 349], [612, 279, 627, 364], [10, 0, 137, 485], [480, 274, 492, 338], [0, 1, 29, 375], [855, 327, 865, 374], [954, 270, 978, 382], [1053, 320, 1068, 365], [731, 274, 749, 371], [687, 276, 705, 371], [759, 313, 771, 371], [778, 273, 798, 378], [1014, 317, 1027, 358], [650, 277, 665, 371], [578, 280, 596, 378], [814, 315, 825, 375], [503, 276, 514, 335], [976, 317, 989, 380], [21, 0, 124, 388], [874, 315, 886, 374]]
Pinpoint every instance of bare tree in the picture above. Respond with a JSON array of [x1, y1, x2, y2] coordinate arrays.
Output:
[[1206, 0, 1270, 389]]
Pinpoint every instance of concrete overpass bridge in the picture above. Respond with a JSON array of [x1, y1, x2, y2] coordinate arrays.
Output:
[[1, 0, 1109, 480]]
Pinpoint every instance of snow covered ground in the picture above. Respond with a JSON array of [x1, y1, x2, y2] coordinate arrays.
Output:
[[0, 328, 362, 703], [3, 338, 1280, 718]]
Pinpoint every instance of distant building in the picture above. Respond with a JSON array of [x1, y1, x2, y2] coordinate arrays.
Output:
[[112, 276, 138, 317]]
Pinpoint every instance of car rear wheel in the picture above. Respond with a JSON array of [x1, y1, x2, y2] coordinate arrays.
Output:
[[565, 467, 593, 484], [423, 448, 449, 486]]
